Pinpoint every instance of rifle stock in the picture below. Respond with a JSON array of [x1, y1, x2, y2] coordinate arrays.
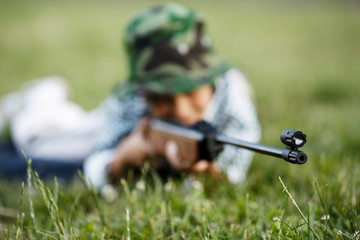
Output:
[[149, 119, 202, 163]]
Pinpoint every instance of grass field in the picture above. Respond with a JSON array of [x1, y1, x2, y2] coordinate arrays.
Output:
[[0, 0, 360, 239]]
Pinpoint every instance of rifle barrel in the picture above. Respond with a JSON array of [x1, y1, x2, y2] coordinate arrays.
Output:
[[150, 119, 307, 164], [215, 134, 284, 158]]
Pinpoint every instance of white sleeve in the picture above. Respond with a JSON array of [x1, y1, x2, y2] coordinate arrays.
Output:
[[83, 149, 115, 190], [204, 69, 261, 183]]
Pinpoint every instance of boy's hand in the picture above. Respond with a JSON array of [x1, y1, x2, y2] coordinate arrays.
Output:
[[165, 140, 221, 178], [108, 118, 222, 182], [108, 118, 155, 181]]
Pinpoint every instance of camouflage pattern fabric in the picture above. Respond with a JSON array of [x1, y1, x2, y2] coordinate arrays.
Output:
[[114, 3, 231, 98]]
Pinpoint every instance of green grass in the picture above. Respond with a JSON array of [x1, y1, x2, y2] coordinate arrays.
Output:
[[1, 0, 359, 239]]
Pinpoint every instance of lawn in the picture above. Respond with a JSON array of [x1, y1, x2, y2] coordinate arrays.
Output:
[[0, 0, 359, 239]]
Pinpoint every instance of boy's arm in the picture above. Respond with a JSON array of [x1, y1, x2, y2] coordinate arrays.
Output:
[[84, 93, 148, 189], [206, 69, 261, 183]]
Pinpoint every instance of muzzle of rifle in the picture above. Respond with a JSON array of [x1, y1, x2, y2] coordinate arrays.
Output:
[[282, 149, 308, 164]]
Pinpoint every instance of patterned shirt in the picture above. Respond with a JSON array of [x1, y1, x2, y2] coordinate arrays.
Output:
[[84, 69, 261, 189]]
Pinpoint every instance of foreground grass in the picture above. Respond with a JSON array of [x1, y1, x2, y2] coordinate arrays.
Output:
[[0, 0, 359, 239], [0, 152, 359, 239]]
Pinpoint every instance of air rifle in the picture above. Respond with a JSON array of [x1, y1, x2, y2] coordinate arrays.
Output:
[[149, 119, 307, 165]]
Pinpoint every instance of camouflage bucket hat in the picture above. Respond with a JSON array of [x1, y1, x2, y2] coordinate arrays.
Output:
[[124, 3, 231, 95]]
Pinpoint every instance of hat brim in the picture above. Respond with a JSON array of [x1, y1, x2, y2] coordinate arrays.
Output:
[[135, 61, 232, 95]]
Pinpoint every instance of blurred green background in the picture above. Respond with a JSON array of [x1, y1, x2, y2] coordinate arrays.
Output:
[[1, 1, 360, 238], [0, 0, 359, 174]]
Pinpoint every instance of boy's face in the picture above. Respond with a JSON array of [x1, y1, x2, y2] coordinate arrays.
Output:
[[146, 85, 214, 126]]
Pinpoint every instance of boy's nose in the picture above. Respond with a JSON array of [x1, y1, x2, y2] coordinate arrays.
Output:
[[173, 95, 198, 126]]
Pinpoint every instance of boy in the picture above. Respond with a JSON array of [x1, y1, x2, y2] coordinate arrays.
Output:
[[84, 3, 261, 189]]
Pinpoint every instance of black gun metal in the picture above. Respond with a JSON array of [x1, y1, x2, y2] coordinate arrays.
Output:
[[215, 132, 307, 164], [150, 119, 308, 164]]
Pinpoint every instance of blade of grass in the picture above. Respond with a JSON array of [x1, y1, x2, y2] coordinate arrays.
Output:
[[53, 177, 59, 205], [279, 194, 289, 238], [167, 204, 175, 240], [269, 231, 293, 240], [23, 150, 67, 239], [314, 179, 326, 213], [279, 177, 320, 240], [15, 182, 24, 240], [78, 171, 108, 228], [67, 191, 82, 219], [126, 208, 131, 240], [307, 202, 310, 240], [314, 179, 333, 239], [335, 229, 352, 239], [325, 184, 328, 240], [15, 182, 24, 228], [25, 153, 39, 239]]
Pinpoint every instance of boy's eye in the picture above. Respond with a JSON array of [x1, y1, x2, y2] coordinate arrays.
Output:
[[145, 94, 174, 105], [161, 96, 174, 103]]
